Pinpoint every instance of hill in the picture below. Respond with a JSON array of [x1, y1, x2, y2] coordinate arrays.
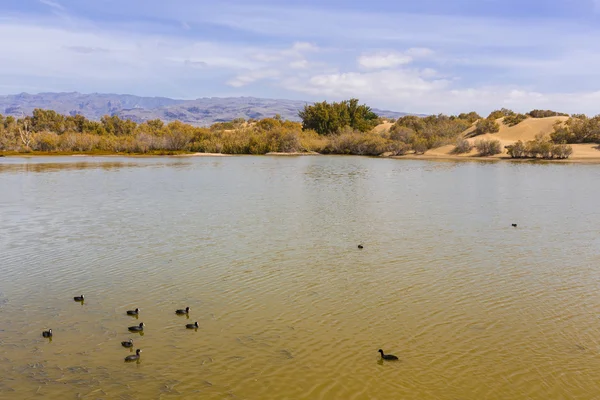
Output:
[[0, 92, 412, 126], [372, 116, 600, 160]]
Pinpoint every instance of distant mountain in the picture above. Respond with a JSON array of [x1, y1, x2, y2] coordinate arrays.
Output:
[[0, 92, 415, 126]]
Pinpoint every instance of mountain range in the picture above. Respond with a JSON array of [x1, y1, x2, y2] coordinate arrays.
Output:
[[0, 92, 413, 126]]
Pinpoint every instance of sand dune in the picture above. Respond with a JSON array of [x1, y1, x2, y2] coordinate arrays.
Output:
[[371, 122, 394, 135], [374, 116, 600, 161]]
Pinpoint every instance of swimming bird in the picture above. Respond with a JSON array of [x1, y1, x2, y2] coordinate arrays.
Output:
[[73, 295, 84, 301], [512, 223, 517, 227], [378, 349, 398, 361], [121, 339, 134, 348], [186, 322, 199, 329], [126, 308, 140, 315], [42, 329, 52, 338], [128, 322, 145, 332], [125, 349, 141, 362], [358, 244, 364, 249], [175, 307, 190, 315]]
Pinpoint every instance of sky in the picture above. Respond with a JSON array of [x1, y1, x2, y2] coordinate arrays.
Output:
[[2, 0, 600, 114]]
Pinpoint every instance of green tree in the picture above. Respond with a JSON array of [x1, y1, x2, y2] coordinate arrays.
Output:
[[298, 99, 378, 135], [474, 118, 500, 136]]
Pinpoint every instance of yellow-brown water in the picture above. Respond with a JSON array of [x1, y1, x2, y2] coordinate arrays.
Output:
[[1, 156, 600, 399]]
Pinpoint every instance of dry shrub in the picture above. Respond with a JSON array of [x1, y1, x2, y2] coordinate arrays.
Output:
[[474, 138, 502, 156], [325, 130, 392, 155], [452, 138, 472, 154], [59, 132, 100, 152], [33, 131, 60, 151]]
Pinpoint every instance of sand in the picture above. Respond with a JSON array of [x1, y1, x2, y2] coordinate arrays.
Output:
[[175, 153, 232, 157], [265, 152, 321, 156], [374, 116, 600, 162]]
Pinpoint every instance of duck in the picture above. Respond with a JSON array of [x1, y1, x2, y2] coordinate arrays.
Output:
[[512, 223, 517, 227], [128, 322, 145, 332], [73, 295, 84, 302], [186, 322, 199, 329], [42, 329, 52, 338], [121, 339, 134, 348], [175, 307, 190, 315], [124, 349, 141, 362], [378, 349, 398, 361], [358, 244, 364, 249], [126, 308, 140, 316]]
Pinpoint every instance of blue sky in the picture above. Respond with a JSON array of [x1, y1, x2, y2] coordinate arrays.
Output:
[[2, 0, 600, 114]]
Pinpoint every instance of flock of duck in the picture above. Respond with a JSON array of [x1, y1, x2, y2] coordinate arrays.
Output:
[[40, 292, 400, 363], [41, 295, 199, 363]]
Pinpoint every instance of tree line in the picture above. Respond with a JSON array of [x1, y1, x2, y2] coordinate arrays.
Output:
[[0, 102, 593, 157]]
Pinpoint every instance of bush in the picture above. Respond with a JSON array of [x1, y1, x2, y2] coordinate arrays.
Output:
[[506, 140, 526, 158], [389, 126, 415, 143], [522, 134, 572, 159], [528, 109, 569, 118], [324, 130, 392, 156], [552, 144, 573, 159], [452, 138, 472, 154], [503, 113, 528, 127], [33, 131, 60, 151], [506, 134, 572, 159], [475, 138, 502, 156], [456, 112, 481, 124], [550, 115, 600, 144], [474, 118, 500, 136], [487, 108, 515, 120], [411, 137, 429, 154]]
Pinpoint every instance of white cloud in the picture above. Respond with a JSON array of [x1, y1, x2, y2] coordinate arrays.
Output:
[[227, 69, 280, 87], [284, 68, 449, 100], [5, 2, 600, 115], [358, 52, 413, 69], [289, 60, 309, 69]]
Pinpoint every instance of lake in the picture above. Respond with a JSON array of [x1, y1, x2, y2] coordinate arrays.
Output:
[[1, 155, 600, 399]]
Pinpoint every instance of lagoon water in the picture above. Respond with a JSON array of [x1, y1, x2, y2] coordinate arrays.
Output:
[[1, 155, 600, 399]]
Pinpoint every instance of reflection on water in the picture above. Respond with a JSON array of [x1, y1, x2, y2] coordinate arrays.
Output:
[[1, 156, 600, 399], [0, 156, 194, 174]]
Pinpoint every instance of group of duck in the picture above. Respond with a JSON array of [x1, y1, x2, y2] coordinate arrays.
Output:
[[41, 295, 199, 363]]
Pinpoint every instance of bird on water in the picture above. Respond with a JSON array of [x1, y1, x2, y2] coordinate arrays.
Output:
[[126, 308, 140, 315], [176, 307, 190, 315], [186, 322, 199, 329], [121, 339, 134, 348], [358, 244, 364, 249], [512, 224, 517, 227], [42, 329, 52, 338], [378, 349, 398, 361], [125, 349, 142, 362], [128, 322, 145, 332], [73, 295, 84, 302]]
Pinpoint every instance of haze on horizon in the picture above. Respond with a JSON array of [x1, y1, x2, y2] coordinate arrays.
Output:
[[2, 0, 600, 115]]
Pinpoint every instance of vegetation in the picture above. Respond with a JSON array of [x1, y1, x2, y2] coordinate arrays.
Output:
[[506, 134, 573, 159], [0, 102, 586, 160], [388, 113, 473, 151], [527, 109, 569, 118], [473, 118, 500, 136], [474, 139, 502, 156], [550, 115, 600, 144], [503, 113, 528, 127], [297, 98, 379, 135], [451, 138, 472, 154], [455, 112, 481, 124], [487, 108, 515, 120]]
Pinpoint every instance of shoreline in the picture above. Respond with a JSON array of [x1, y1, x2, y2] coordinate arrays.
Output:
[[2, 151, 600, 164]]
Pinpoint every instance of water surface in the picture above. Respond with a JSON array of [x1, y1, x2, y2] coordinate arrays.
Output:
[[1, 155, 600, 399]]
